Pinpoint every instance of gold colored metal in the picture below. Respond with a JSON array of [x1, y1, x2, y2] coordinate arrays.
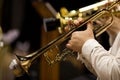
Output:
[[9, 0, 120, 77], [0, 26, 4, 48], [57, 0, 120, 33]]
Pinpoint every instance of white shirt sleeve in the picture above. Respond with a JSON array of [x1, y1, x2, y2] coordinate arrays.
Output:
[[78, 32, 120, 80]]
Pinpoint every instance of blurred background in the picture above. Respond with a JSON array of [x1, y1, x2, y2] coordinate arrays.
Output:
[[0, 0, 110, 80]]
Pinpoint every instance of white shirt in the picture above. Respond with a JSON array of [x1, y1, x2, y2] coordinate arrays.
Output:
[[77, 32, 120, 80]]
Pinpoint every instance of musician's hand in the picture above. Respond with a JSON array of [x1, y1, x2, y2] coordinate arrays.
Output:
[[64, 17, 83, 32], [66, 22, 94, 52], [96, 16, 120, 44], [106, 16, 120, 36]]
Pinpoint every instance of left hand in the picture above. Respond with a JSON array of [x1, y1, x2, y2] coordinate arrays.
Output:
[[66, 22, 94, 52]]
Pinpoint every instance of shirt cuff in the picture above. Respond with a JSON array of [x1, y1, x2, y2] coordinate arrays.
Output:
[[81, 39, 102, 60]]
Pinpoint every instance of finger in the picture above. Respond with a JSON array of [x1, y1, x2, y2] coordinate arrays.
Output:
[[73, 17, 83, 26], [86, 22, 94, 30], [66, 43, 72, 49], [97, 18, 106, 23], [77, 17, 83, 23], [95, 20, 103, 25], [64, 26, 70, 32], [67, 20, 73, 24], [74, 20, 80, 26]]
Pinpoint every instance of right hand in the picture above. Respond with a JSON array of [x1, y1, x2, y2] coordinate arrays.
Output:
[[96, 16, 120, 36], [95, 16, 120, 45], [107, 16, 120, 36], [64, 17, 83, 32]]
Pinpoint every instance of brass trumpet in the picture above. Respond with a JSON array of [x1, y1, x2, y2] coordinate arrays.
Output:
[[56, 0, 120, 34], [9, 0, 120, 78]]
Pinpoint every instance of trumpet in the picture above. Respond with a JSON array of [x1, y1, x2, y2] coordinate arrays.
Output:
[[56, 0, 120, 34], [9, 0, 120, 79]]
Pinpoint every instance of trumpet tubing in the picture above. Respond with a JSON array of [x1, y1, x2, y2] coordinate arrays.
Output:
[[57, 0, 120, 34], [9, 0, 120, 78]]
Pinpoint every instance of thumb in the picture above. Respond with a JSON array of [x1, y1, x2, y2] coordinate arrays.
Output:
[[86, 22, 94, 31]]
